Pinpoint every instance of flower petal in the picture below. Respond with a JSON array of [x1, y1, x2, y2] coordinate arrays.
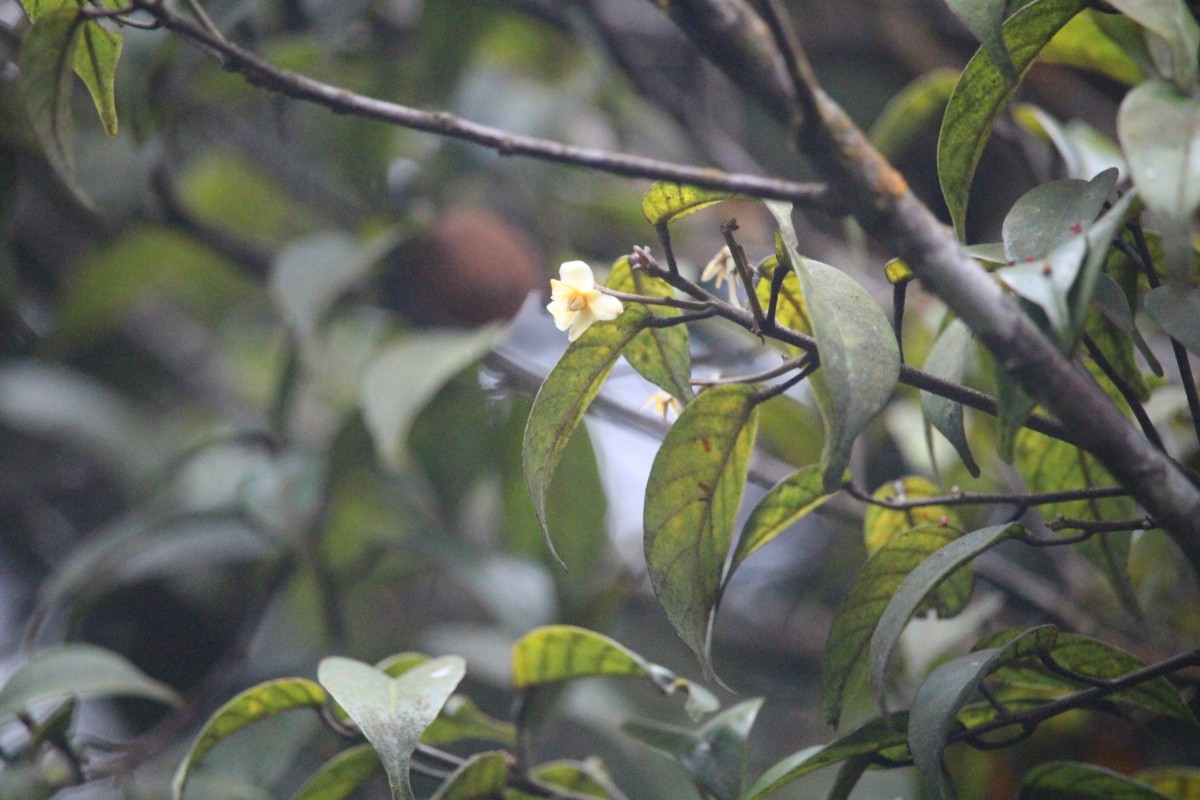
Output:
[[547, 299, 578, 331], [567, 307, 596, 342], [559, 260, 595, 290], [588, 293, 624, 321]]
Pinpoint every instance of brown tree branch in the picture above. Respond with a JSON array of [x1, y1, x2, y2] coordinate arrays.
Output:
[[652, 0, 1200, 574]]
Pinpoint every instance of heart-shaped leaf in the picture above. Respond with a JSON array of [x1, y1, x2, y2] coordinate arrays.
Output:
[[643, 384, 758, 670], [318, 656, 465, 800]]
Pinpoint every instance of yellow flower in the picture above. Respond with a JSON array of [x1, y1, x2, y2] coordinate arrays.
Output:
[[700, 245, 741, 306], [547, 261, 624, 342], [641, 389, 683, 422]]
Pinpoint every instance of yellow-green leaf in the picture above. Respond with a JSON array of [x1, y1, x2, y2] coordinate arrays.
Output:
[[429, 752, 509, 800], [755, 251, 812, 345], [1137, 768, 1200, 800], [725, 465, 834, 585], [605, 256, 692, 401], [641, 181, 740, 226], [74, 20, 121, 136], [1039, 9, 1146, 85], [822, 521, 971, 728], [644, 384, 758, 669], [289, 745, 381, 800], [863, 476, 961, 555], [938, 0, 1088, 239], [173, 678, 328, 800], [19, 6, 80, 180], [522, 305, 649, 564], [511, 625, 717, 720], [1023, 762, 1175, 800]]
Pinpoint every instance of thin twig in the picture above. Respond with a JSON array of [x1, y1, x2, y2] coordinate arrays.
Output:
[[754, 359, 816, 403], [692, 354, 811, 387], [1082, 333, 1165, 451], [600, 287, 711, 312], [843, 481, 1131, 510], [721, 219, 767, 332]]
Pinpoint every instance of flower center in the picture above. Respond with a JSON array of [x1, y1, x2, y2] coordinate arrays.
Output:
[[567, 292, 587, 311]]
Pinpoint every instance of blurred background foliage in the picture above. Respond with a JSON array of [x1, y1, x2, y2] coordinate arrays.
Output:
[[0, 1, 1194, 799]]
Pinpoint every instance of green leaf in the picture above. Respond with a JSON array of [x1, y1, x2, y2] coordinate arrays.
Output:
[[173, 678, 328, 800], [1093, 273, 1163, 376], [1014, 428, 1139, 610], [741, 713, 911, 800], [1022, 762, 1174, 800], [1136, 768, 1200, 799], [624, 698, 762, 800], [74, 20, 121, 136], [868, 524, 1020, 715], [909, 626, 1057, 800], [754, 251, 812, 343], [641, 182, 740, 226], [0, 644, 180, 719], [1146, 285, 1200, 355], [605, 256, 693, 401], [869, 68, 960, 160], [1072, 188, 1141, 340], [997, 170, 1117, 336], [981, 632, 1194, 722], [289, 745, 381, 800], [920, 319, 979, 476], [423, 694, 516, 747], [1118, 81, 1200, 282], [318, 656, 465, 800], [504, 760, 615, 800], [725, 465, 834, 586], [511, 625, 717, 721], [644, 384, 758, 668], [822, 520, 970, 728], [862, 476, 961, 556], [1013, 104, 1128, 181], [429, 752, 509, 800], [523, 306, 650, 564], [784, 244, 899, 492], [361, 325, 499, 471], [270, 233, 381, 345], [945, 0, 1016, 82], [19, 7, 80, 180], [1038, 9, 1147, 85], [1105, 0, 1199, 90], [938, 0, 1088, 239]]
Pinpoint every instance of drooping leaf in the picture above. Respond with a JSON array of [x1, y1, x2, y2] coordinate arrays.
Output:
[[1038, 9, 1147, 85], [741, 713, 911, 800], [1118, 81, 1200, 282], [289, 745, 381, 800], [1013, 104, 1128, 181], [945, 0, 1016, 81], [1014, 428, 1139, 610], [643, 384, 758, 668], [1105, 0, 1199, 90], [0, 644, 180, 720], [605, 256, 693, 401], [938, 0, 1089, 239], [1022, 762, 1175, 800], [868, 524, 1021, 715], [909, 627, 1057, 800], [1136, 768, 1200, 799], [869, 68, 960, 160], [920, 320, 980, 476], [511, 625, 717, 721], [822, 521, 971, 728], [1093, 273, 1162, 376], [725, 465, 834, 586], [783, 243, 899, 492], [429, 752, 509, 800], [1146, 285, 1200, 355], [506, 759, 615, 800], [523, 306, 650, 563], [862, 476, 961, 556], [624, 699, 762, 800], [73, 19, 121, 136], [19, 7, 80, 180], [173, 678, 328, 800], [1071, 188, 1140, 340], [317, 656, 465, 800], [641, 182, 741, 226], [361, 325, 499, 471]]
